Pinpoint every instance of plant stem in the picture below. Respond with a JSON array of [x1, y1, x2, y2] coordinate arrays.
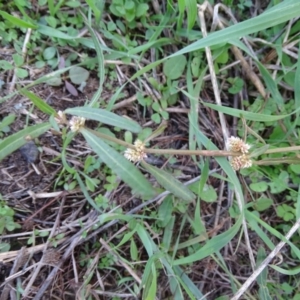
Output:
[[145, 148, 241, 157]]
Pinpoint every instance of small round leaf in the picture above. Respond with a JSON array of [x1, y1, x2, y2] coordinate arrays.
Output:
[[69, 66, 90, 84], [163, 55, 187, 80]]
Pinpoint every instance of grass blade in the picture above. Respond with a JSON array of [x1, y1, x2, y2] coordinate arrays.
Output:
[[203, 102, 291, 122], [20, 89, 56, 115], [0, 10, 37, 29], [0, 123, 51, 161]]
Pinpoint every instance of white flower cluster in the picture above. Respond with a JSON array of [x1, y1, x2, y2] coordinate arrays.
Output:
[[69, 116, 85, 132], [124, 140, 147, 163], [227, 136, 252, 170]]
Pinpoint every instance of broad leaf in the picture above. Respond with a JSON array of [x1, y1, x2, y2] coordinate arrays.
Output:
[[163, 55, 187, 80], [69, 66, 90, 84]]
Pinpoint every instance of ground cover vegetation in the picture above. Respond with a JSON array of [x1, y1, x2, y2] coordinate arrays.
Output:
[[1, 0, 300, 299]]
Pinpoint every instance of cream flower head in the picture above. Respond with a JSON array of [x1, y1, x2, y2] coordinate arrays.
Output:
[[227, 136, 252, 170], [227, 136, 250, 154], [69, 116, 85, 132], [124, 140, 147, 163], [230, 155, 253, 171]]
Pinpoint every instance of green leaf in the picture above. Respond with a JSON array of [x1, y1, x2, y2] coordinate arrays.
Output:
[[270, 265, 300, 276], [158, 195, 173, 227], [257, 60, 284, 110], [81, 129, 155, 198], [174, 215, 242, 265], [38, 24, 77, 39], [199, 184, 218, 202], [0, 60, 14, 70], [65, 107, 142, 132], [130, 238, 138, 260], [0, 115, 15, 131], [136, 3, 149, 17], [249, 144, 269, 158], [151, 113, 161, 124], [141, 161, 195, 202], [45, 16, 57, 28], [12, 54, 24, 67], [250, 181, 268, 193], [85, 0, 102, 23], [20, 89, 56, 115], [0, 10, 37, 29], [0, 122, 51, 161], [69, 66, 90, 84], [15, 68, 28, 79], [185, 0, 197, 30], [65, 0, 81, 7], [254, 198, 273, 212], [145, 264, 157, 300], [268, 171, 288, 194], [162, 216, 175, 251], [203, 102, 290, 122], [291, 164, 300, 174], [80, 14, 105, 108], [46, 75, 62, 86], [163, 55, 187, 79], [43, 47, 57, 60], [75, 172, 102, 212]]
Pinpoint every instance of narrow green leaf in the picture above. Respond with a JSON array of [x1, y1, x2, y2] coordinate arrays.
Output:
[[20, 89, 56, 115], [79, 10, 105, 108], [116, 228, 137, 248], [85, 0, 102, 22], [141, 161, 195, 202], [173, 266, 205, 299], [145, 264, 157, 300], [173, 215, 242, 265], [0, 10, 37, 29], [270, 265, 300, 275], [249, 144, 270, 158], [256, 247, 268, 284], [186, 0, 197, 30], [38, 24, 76, 39], [203, 102, 290, 122], [162, 216, 175, 251], [81, 129, 155, 198], [130, 238, 138, 260], [0, 114, 15, 131], [76, 172, 102, 212], [136, 223, 155, 256], [295, 42, 300, 116], [0, 123, 51, 161], [65, 107, 142, 133], [257, 61, 284, 110]]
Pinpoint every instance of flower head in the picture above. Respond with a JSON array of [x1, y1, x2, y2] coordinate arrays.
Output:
[[55, 111, 67, 125], [230, 155, 252, 171], [124, 140, 147, 163], [69, 116, 85, 132], [227, 136, 250, 154]]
